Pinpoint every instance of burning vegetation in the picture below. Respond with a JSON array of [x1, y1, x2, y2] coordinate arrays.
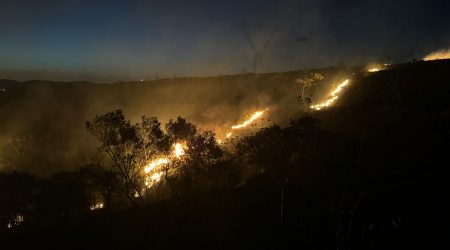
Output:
[[423, 48, 450, 61], [1, 60, 450, 249], [366, 63, 390, 72], [224, 108, 270, 139], [2, 0, 450, 247], [231, 109, 269, 130], [310, 79, 350, 110], [143, 142, 186, 188]]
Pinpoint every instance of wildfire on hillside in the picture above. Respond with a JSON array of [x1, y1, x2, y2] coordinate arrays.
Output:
[[366, 63, 390, 72], [231, 109, 269, 129], [423, 48, 450, 61], [223, 108, 269, 140], [140, 108, 270, 191], [310, 79, 350, 110], [139, 75, 355, 191]]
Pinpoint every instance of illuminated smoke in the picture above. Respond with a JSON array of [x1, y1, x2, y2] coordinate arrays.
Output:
[[423, 48, 450, 61], [310, 79, 350, 110]]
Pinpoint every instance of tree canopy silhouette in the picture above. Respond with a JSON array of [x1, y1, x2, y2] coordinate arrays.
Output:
[[86, 110, 224, 203]]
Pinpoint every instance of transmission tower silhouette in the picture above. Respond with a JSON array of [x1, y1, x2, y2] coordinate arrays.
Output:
[[237, 22, 275, 73]]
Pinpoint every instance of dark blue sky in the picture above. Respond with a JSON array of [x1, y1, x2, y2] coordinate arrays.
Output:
[[1, 0, 449, 81]]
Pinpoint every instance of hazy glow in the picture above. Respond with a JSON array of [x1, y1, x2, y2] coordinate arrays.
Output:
[[311, 79, 350, 110], [423, 49, 450, 61]]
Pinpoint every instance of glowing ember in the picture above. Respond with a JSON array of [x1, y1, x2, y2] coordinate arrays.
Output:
[[423, 48, 450, 61], [226, 132, 233, 138], [7, 214, 24, 228], [367, 67, 381, 72], [231, 109, 269, 129], [310, 79, 350, 110], [89, 202, 104, 211]]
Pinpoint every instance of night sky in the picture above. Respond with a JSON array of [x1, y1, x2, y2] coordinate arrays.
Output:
[[1, 0, 449, 81]]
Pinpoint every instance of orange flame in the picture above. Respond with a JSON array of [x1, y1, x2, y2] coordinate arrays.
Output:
[[231, 108, 269, 129], [143, 141, 187, 188], [423, 49, 450, 61], [311, 79, 350, 110]]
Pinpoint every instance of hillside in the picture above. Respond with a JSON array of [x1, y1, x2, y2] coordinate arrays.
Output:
[[0, 67, 344, 175], [1, 60, 450, 249]]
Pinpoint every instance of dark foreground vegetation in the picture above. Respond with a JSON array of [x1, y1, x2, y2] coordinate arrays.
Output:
[[1, 60, 450, 249]]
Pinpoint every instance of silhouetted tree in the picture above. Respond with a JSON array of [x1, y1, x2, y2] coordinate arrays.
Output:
[[296, 72, 324, 106], [237, 116, 330, 224], [87, 112, 224, 203], [86, 110, 166, 204], [162, 117, 224, 196]]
